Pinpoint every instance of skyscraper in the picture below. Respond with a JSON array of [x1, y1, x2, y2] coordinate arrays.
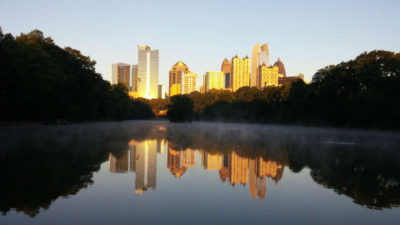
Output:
[[158, 84, 166, 99], [111, 63, 131, 91], [183, 72, 198, 94], [251, 43, 269, 88], [169, 61, 189, 96], [221, 58, 231, 89], [203, 71, 226, 92], [137, 45, 159, 99], [273, 57, 286, 77], [131, 65, 138, 92], [231, 55, 250, 92], [258, 64, 279, 88]]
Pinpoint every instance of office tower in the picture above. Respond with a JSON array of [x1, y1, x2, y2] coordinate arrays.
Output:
[[229, 151, 248, 185], [183, 72, 198, 94], [273, 57, 286, 77], [202, 152, 223, 170], [258, 64, 279, 88], [251, 43, 269, 88], [221, 58, 231, 89], [131, 65, 138, 92], [158, 84, 166, 99], [111, 63, 131, 91], [231, 55, 250, 92], [203, 71, 226, 92], [137, 45, 159, 99], [169, 61, 189, 96], [134, 140, 157, 194]]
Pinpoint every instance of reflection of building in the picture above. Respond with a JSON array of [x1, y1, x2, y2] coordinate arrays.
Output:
[[111, 63, 131, 90], [182, 148, 196, 168], [219, 155, 230, 182], [156, 139, 166, 154], [202, 152, 223, 170], [134, 140, 157, 194], [108, 139, 158, 194], [248, 157, 284, 199], [229, 151, 248, 185], [231, 55, 250, 92], [136, 45, 159, 99], [251, 43, 269, 87], [167, 145, 187, 178]]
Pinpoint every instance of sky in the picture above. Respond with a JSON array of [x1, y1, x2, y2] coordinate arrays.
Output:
[[1, 0, 400, 87]]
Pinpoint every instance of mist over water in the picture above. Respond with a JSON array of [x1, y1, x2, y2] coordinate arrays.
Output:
[[0, 121, 399, 225]]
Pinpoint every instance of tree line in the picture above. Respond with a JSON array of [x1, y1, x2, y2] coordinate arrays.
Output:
[[168, 50, 400, 129], [0, 29, 153, 122]]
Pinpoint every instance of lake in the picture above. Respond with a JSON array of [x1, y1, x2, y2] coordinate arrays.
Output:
[[0, 121, 399, 225]]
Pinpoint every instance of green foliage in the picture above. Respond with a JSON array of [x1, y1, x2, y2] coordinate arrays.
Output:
[[167, 95, 194, 122], [0, 29, 153, 122]]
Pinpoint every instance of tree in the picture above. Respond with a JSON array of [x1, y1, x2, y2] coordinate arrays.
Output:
[[167, 95, 194, 122]]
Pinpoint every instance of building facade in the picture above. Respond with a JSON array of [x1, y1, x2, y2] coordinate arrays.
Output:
[[158, 84, 166, 99], [183, 72, 198, 94], [136, 45, 159, 99], [231, 55, 250, 92], [111, 63, 131, 91], [221, 58, 231, 89], [131, 65, 138, 92], [251, 43, 269, 88], [273, 57, 286, 77], [169, 61, 189, 96], [203, 71, 226, 92], [258, 65, 279, 88]]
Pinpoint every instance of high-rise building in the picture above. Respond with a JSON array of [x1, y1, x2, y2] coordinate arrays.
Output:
[[131, 65, 138, 92], [203, 71, 226, 92], [231, 55, 250, 92], [183, 72, 198, 94], [221, 58, 231, 89], [137, 45, 159, 99], [258, 64, 279, 88], [158, 84, 166, 99], [273, 57, 286, 77], [169, 61, 189, 96], [111, 63, 131, 91], [251, 43, 269, 87]]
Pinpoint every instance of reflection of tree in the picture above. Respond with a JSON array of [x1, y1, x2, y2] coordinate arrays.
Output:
[[0, 122, 164, 217]]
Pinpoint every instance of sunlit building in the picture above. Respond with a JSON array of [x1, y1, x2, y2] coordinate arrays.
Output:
[[203, 71, 226, 92], [111, 63, 131, 91], [131, 65, 138, 91], [273, 57, 286, 77], [221, 58, 231, 89], [169, 61, 189, 96], [136, 45, 159, 99], [251, 43, 269, 88], [183, 72, 198, 94], [202, 152, 223, 170], [258, 64, 279, 88], [231, 55, 250, 92], [278, 73, 307, 86]]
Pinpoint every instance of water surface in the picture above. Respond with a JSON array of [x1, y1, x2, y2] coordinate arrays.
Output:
[[0, 121, 399, 225]]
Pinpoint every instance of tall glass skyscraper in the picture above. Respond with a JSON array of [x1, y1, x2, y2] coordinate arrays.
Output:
[[137, 45, 159, 99], [251, 43, 269, 88]]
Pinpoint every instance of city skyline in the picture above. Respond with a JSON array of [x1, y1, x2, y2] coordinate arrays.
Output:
[[2, 0, 399, 89]]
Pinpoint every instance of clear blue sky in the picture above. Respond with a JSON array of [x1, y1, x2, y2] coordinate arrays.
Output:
[[1, 0, 399, 86]]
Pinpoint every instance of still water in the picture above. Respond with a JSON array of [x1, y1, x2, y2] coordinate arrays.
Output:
[[0, 121, 399, 225]]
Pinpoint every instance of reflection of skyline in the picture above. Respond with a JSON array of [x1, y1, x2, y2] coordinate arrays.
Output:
[[109, 139, 283, 199]]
